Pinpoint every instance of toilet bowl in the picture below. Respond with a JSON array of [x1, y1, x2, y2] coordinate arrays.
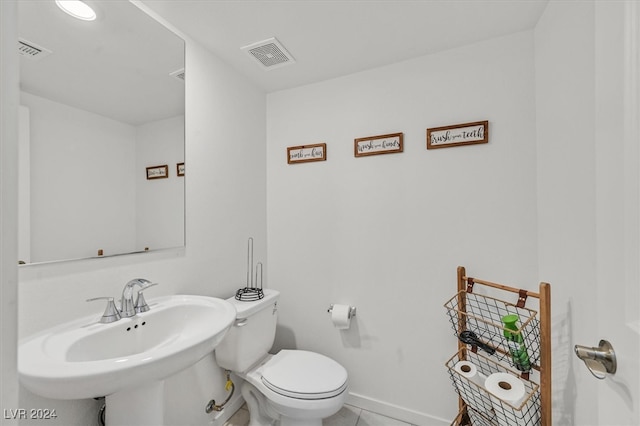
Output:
[[215, 290, 348, 426], [240, 350, 348, 426]]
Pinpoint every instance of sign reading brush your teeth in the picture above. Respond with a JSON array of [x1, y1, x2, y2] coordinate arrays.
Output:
[[427, 120, 489, 149]]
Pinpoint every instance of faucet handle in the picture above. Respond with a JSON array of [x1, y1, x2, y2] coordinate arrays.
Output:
[[135, 282, 158, 313], [87, 297, 121, 323]]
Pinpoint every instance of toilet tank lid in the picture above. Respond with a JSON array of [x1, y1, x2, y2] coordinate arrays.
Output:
[[226, 288, 280, 319]]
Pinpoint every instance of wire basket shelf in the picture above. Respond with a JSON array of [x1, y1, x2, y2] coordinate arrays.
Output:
[[444, 291, 541, 372], [446, 349, 541, 426], [451, 406, 498, 426]]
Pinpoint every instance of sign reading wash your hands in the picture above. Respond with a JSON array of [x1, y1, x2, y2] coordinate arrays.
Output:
[[354, 133, 403, 157]]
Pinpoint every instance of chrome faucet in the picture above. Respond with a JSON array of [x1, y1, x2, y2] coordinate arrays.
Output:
[[120, 278, 157, 317]]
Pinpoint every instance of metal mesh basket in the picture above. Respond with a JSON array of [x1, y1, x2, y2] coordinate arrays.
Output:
[[444, 291, 541, 372], [466, 406, 498, 426], [451, 406, 498, 426], [446, 349, 541, 426]]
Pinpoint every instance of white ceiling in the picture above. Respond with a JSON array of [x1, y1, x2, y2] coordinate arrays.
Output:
[[143, 0, 549, 93], [17, 1, 548, 125]]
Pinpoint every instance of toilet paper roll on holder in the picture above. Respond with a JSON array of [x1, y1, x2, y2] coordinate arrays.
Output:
[[327, 304, 357, 318]]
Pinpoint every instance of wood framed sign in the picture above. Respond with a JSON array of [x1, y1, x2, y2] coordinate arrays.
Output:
[[146, 164, 169, 179], [177, 162, 185, 176], [287, 143, 326, 164], [354, 132, 403, 157], [426, 120, 488, 149]]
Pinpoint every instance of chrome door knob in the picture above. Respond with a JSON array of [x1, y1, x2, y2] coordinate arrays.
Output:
[[574, 339, 616, 379]]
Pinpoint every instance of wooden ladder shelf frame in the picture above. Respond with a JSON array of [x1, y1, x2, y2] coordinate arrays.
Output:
[[455, 266, 551, 426]]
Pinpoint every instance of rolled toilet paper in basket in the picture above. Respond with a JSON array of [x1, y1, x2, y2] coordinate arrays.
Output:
[[331, 304, 352, 329], [453, 360, 486, 388], [484, 372, 526, 409]]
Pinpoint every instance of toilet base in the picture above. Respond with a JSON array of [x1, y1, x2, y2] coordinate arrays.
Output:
[[242, 382, 276, 426], [241, 381, 335, 426]]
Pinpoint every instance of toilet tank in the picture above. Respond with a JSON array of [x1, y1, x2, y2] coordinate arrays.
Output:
[[215, 289, 279, 373]]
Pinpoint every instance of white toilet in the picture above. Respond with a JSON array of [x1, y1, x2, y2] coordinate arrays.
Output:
[[215, 289, 348, 426]]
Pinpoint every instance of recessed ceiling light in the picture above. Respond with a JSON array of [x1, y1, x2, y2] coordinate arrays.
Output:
[[55, 0, 97, 21]]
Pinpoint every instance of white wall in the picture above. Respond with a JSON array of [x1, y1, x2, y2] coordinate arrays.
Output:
[[20, 92, 138, 262], [16, 15, 266, 426], [18, 106, 30, 263], [135, 115, 185, 251], [2, 0, 21, 424], [266, 31, 538, 424]]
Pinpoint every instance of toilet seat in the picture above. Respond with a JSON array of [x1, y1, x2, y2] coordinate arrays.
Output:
[[260, 350, 348, 400]]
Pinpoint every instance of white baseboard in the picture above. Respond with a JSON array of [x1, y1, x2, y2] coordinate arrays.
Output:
[[346, 392, 450, 426]]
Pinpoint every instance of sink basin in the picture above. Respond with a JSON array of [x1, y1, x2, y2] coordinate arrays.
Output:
[[19, 295, 236, 400]]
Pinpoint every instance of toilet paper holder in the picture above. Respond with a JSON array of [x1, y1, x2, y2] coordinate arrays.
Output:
[[327, 304, 357, 318]]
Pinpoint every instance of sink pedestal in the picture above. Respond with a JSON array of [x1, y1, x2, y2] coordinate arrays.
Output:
[[106, 381, 164, 426]]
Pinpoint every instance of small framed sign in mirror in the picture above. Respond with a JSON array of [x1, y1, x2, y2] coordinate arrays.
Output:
[[146, 165, 169, 180]]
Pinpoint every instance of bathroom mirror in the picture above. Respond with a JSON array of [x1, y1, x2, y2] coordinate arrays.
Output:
[[18, 1, 185, 265]]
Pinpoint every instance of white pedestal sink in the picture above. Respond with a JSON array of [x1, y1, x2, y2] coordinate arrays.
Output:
[[19, 295, 236, 426]]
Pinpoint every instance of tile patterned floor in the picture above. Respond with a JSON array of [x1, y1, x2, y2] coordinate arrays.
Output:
[[224, 404, 416, 426]]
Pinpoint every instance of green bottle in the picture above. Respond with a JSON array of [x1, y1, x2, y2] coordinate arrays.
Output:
[[502, 314, 531, 372]]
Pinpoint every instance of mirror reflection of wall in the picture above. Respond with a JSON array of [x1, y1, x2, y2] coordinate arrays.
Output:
[[18, 1, 185, 265]]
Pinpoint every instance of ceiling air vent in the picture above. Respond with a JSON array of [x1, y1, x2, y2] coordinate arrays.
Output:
[[169, 68, 185, 82], [18, 38, 52, 60], [241, 37, 295, 70]]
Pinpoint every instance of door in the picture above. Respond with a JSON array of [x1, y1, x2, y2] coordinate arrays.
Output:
[[590, 1, 640, 424]]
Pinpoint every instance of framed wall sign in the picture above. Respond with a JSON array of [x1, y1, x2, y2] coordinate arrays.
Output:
[[426, 120, 489, 149], [287, 143, 327, 164], [146, 164, 169, 180], [354, 132, 403, 157], [177, 162, 185, 176]]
